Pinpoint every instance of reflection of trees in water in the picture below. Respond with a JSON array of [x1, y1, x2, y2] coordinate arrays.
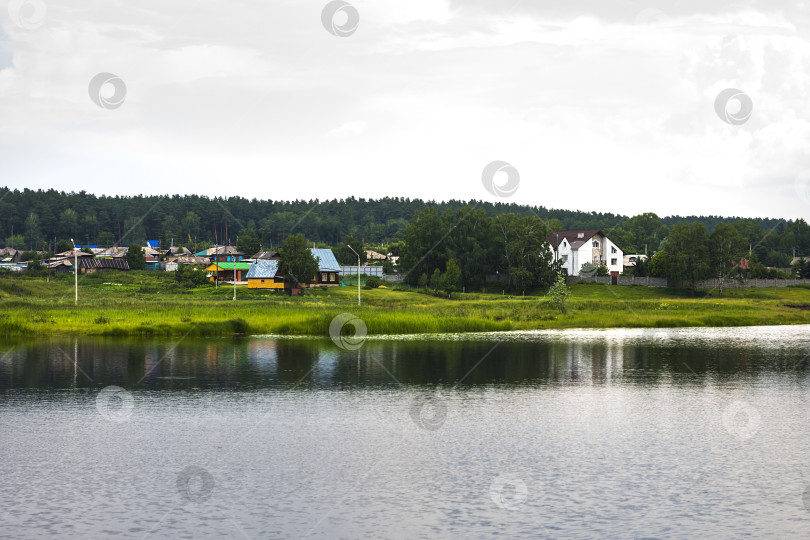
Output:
[[0, 335, 806, 391]]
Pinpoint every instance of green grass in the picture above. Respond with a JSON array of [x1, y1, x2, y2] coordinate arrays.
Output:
[[1, 271, 810, 336]]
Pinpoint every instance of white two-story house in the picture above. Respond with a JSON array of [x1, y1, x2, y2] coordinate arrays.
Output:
[[548, 229, 624, 276]]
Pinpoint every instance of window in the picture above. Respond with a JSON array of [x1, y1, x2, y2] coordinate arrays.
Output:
[[261, 279, 265, 284], [561, 254, 568, 262], [611, 247, 617, 254], [611, 258, 617, 265], [592, 241, 599, 247]]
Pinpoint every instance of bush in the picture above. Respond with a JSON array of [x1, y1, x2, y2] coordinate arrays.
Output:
[[364, 275, 382, 289], [175, 264, 209, 287]]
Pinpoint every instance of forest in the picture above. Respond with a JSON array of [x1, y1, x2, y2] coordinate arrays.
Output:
[[1, 187, 808, 276]]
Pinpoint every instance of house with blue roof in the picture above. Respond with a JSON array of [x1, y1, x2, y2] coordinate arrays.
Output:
[[245, 248, 341, 289], [310, 248, 341, 286]]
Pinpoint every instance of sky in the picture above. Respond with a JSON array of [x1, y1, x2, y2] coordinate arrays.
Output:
[[1, 0, 810, 220]]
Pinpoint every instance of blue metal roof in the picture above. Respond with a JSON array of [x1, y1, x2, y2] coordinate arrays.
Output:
[[310, 248, 341, 272], [246, 259, 279, 279]]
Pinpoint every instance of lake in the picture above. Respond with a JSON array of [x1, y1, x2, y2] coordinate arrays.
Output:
[[2, 326, 810, 538]]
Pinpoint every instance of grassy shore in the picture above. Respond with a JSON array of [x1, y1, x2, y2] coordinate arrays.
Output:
[[2, 271, 810, 337]]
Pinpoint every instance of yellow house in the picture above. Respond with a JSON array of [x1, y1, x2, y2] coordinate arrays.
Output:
[[246, 259, 286, 289], [204, 261, 251, 283]]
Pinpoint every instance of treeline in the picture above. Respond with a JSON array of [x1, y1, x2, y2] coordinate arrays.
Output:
[[400, 206, 557, 292], [1, 187, 808, 271], [641, 221, 810, 295]]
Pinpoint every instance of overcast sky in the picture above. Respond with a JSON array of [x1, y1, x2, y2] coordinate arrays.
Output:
[[2, 0, 810, 220]]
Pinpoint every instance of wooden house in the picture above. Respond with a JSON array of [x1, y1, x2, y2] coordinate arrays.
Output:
[[205, 261, 251, 283], [311, 248, 341, 285], [246, 260, 285, 289]]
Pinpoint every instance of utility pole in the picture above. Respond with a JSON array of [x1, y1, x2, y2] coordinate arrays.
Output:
[[347, 244, 361, 306], [70, 238, 77, 305]]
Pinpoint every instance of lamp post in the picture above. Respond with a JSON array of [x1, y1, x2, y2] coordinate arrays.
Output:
[[347, 244, 361, 306], [70, 238, 77, 305]]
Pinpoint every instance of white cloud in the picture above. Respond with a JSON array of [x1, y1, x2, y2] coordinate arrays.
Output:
[[0, 0, 808, 220]]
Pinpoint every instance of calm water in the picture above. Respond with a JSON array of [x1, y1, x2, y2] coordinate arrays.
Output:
[[3, 326, 810, 539]]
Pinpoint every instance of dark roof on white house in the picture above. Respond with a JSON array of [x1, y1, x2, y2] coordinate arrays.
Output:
[[548, 230, 608, 250]]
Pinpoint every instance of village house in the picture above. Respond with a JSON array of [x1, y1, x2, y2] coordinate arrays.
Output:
[[195, 246, 244, 263], [246, 248, 341, 289], [0, 248, 22, 263], [205, 261, 251, 283], [548, 229, 624, 276]]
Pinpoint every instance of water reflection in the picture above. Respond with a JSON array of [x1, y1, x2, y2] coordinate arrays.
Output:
[[2, 326, 808, 392]]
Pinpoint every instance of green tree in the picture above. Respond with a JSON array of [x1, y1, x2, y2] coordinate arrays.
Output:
[[279, 234, 319, 288], [418, 272, 428, 290], [665, 223, 710, 295], [441, 258, 462, 296], [709, 222, 747, 296], [548, 274, 571, 314], [5, 234, 26, 250], [55, 239, 73, 254], [97, 231, 115, 247], [126, 244, 146, 270], [175, 264, 208, 287], [236, 228, 261, 257], [25, 212, 40, 250], [429, 268, 441, 294]]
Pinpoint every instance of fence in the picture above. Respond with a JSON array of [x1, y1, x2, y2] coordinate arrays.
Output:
[[568, 275, 810, 288], [340, 265, 402, 283]]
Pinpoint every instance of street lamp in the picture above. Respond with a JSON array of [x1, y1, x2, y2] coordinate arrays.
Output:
[[70, 238, 77, 305], [347, 244, 361, 306]]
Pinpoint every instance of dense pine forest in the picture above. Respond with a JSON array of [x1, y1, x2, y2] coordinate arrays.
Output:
[[1, 187, 807, 274]]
